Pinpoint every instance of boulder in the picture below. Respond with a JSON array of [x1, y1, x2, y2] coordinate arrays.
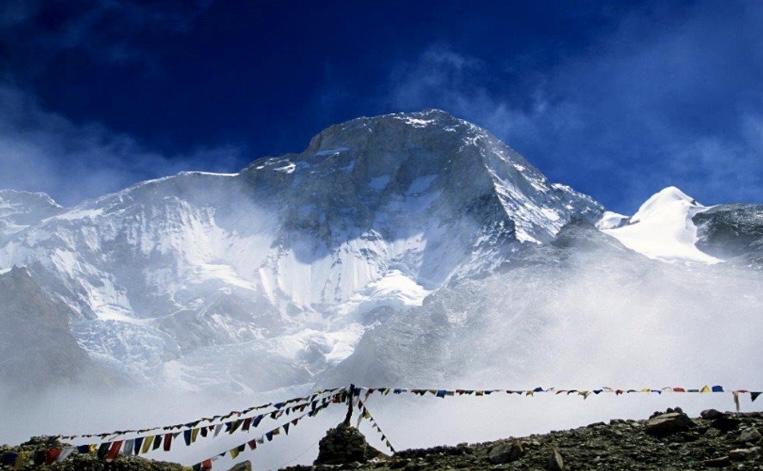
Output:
[[737, 427, 762, 444], [547, 447, 564, 471], [227, 461, 253, 471], [487, 441, 524, 464], [645, 412, 693, 437], [700, 409, 724, 420]]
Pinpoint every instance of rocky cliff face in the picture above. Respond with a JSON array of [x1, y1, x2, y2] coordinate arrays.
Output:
[[0, 266, 107, 394], [694, 204, 763, 267]]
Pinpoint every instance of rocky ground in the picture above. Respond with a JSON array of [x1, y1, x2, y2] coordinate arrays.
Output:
[[2, 408, 761, 470], [283, 408, 763, 471], [0, 436, 184, 470]]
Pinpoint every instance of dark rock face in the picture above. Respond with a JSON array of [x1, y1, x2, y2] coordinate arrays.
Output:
[[314, 424, 383, 465], [693, 204, 763, 265], [0, 266, 110, 394], [281, 410, 763, 471]]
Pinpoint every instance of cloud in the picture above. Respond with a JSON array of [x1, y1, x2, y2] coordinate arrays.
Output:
[[0, 83, 244, 206], [379, 1, 763, 214]]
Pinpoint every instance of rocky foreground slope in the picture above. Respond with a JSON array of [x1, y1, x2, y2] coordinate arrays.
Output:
[[285, 408, 763, 471], [1, 408, 762, 470]]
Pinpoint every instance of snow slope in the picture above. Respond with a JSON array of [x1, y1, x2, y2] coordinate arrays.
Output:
[[599, 186, 721, 264]]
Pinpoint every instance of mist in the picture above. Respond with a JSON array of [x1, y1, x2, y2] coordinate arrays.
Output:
[[317, 232, 763, 455], [0, 226, 761, 470]]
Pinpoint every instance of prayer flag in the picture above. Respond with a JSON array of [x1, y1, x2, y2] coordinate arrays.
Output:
[[122, 439, 134, 456], [142, 436, 155, 454], [13, 451, 28, 470], [153, 435, 163, 451], [700, 385, 711, 393], [134, 437, 144, 455], [97, 443, 110, 460], [229, 420, 243, 434], [45, 448, 61, 465], [751, 392, 761, 402], [2, 452, 18, 466], [253, 415, 263, 428], [712, 385, 724, 392], [57, 447, 75, 462], [106, 441, 123, 460]]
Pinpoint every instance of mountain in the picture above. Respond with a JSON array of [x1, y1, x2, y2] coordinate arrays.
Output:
[[2, 109, 763, 469], [0, 110, 606, 394], [0, 190, 62, 243], [1, 109, 762, 401]]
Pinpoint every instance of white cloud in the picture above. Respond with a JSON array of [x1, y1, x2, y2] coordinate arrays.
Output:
[[0, 83, 244, 206]]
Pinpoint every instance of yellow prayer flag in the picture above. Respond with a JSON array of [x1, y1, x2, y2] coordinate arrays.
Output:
[[229, 447, 240, 459], [700, 385, 711, 393], [14, 451, 29, 470], [191, 428, 200, 443], [141, 436, 155, 454]]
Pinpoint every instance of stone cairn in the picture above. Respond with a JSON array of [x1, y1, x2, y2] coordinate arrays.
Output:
[[313, 385, 383, 466]]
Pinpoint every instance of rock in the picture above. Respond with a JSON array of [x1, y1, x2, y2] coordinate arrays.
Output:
[[547, 447, 564, 471], [704, 456, 731, 467], [227, 461, 253, 471], [487, 441, 524, 464], [645, 412, 694, 437], [737, 427, 762, 444], [711, 416, 741, 432], [728, 447, 760, 461], [314, 423, 383, 465], [701, 409, 725, 420]]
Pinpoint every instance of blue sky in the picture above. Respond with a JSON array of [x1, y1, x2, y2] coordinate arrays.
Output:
[[0, 1, 761, 214]]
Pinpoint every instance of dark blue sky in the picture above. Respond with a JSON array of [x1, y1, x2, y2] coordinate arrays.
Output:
[[1, 1, 761, 214]]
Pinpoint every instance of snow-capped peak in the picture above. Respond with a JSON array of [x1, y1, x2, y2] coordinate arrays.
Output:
[[600, 186, 720, 264], [630, 186, 699, 224]]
